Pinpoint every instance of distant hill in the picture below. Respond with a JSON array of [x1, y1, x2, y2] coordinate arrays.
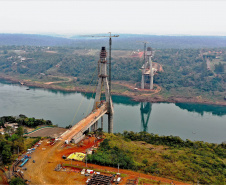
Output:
[[0, 34, 75, 46], [1, 33, 226, 49], [72, 34, 226, 49]]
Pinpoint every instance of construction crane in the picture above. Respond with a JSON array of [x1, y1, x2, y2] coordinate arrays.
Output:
[[136, 41, 149, 65], [80, 32, 119, 110]]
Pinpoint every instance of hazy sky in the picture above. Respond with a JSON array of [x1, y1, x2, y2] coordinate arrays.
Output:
[[0, 0, 226, 36]]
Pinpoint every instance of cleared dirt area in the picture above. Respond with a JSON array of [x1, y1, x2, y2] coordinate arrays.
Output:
[[0, 169, 8, 185], [21, 137, 190, 185], [44, 76, 74, 85], [22, 137, 101, 184], [113, 81, 162, 94], [26, 127, 67, 138]]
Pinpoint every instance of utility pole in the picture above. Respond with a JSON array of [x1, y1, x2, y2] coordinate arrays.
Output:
[[86, 152, 87, 167]]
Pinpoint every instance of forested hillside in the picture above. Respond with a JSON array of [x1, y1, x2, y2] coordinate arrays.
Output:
[[88, 132, 226, 184], [153, 49, 226, 92], [0, 45, 225, 102]]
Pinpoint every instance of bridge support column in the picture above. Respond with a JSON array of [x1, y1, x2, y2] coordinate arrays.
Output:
[[93, 47, 114, 134], [95, 121, 98, 130], [141, 47, 154, 90], [91, 124, 95, 132], [101, 116, 103, 130], [108, 112, 113, 133], [141, 74, 144, 89], [147, 47, 153, 90]]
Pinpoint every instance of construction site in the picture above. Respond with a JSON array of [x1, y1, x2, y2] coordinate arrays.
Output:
[[8, 134, 189, 185], [2, 43, 182, 185]]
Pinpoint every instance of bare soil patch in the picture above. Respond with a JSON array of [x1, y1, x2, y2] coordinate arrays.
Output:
[[0, 169, 8, 185], [21, 137, 190, 185]]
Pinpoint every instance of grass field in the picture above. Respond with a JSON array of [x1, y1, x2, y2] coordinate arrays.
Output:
[[90, 133, 226, 184]]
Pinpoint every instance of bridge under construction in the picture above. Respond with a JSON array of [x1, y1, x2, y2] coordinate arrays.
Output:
[[141, 47, 156, 90], [61, 47, 114, 143]]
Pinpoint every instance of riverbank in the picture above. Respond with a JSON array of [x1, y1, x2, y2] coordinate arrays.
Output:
[[0, 74, 225, 106]]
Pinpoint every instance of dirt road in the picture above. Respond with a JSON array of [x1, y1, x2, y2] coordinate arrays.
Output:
[[22, 138, 190, 185], [44, 76, 74, 85]]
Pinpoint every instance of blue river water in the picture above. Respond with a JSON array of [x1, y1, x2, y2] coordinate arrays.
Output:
[[0, 80, 225, 143]]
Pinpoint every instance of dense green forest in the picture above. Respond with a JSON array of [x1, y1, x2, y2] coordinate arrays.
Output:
[[153, 49, 226, 92], [88, 132, 226, 184], [0, 45, 225, 99]]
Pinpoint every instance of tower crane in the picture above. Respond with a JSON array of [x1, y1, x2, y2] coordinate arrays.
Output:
[[136, 41, 150, 65], [81, 32, 119, 99], [80, 33, 119, 132]]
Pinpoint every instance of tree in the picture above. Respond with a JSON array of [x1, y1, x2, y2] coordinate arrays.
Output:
[[10, 134, 19, 141], [23, 129, 28, 134], [215, 62, 224, 73], [142, 158, 148, 165], [96, 128, 103, 137], [16, 126, 24, 136], [10, 177, 26, 185], [4, 126, 13, 134], [19, 114, 27, 119], [2, 144, 12, 164], [0, 117, 6, 128]]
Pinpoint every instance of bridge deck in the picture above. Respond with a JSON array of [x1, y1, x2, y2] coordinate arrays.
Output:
[[61, 103, 108, 141]]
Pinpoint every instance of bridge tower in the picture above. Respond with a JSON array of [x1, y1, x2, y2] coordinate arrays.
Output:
[[141, 47, 154, 90], [93, 47, 114, 133]]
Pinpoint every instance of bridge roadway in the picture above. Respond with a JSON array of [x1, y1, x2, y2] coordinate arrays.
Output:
[[60, 102, 108, 142]]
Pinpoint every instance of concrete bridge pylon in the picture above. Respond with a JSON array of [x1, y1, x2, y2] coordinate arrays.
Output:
[[141, 47, 154, 90], [93, 47, 114, 133]]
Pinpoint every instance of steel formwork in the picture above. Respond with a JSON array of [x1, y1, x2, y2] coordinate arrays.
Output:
[[87, 174, 114, 185]]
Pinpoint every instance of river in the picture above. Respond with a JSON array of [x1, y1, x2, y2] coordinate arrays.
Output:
[[0, 80, 225, 144]]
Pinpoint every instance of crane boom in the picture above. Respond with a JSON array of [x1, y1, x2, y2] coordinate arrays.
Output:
[[136, 41, 149, 63], [80, 32, 119, 112], [81, 35, 119, 38]]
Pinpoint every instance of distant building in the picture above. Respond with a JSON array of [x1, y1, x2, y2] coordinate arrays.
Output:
[[0, 123, 19, 134]]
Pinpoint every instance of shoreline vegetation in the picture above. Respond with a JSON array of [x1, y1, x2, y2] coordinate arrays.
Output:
[[0, 113, 225, 184], [0, 74, 225, 106], [0, 45, 225, 107], [89, 132, 226, 184]]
